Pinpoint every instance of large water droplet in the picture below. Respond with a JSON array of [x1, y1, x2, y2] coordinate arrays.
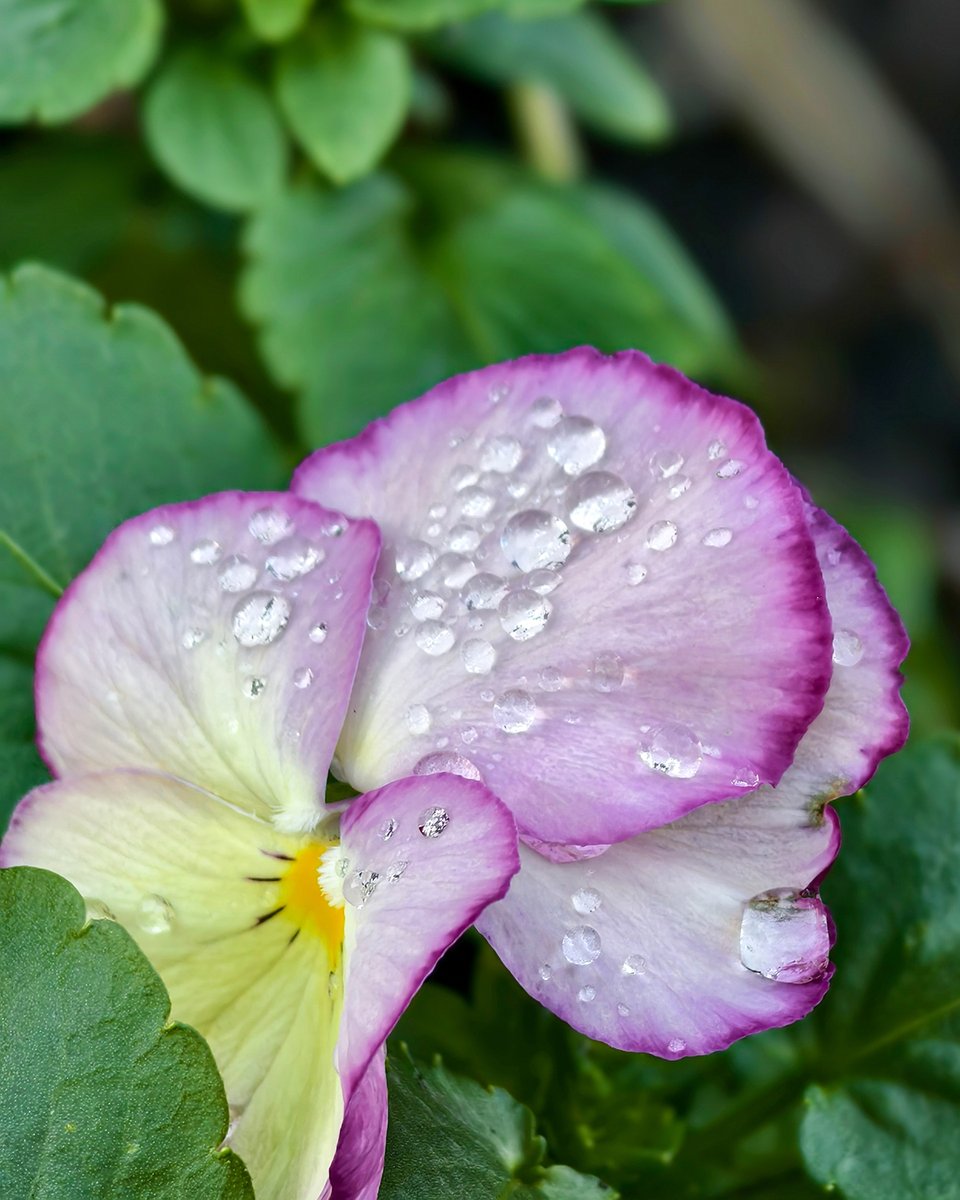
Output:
[[572, 887, 601, 915], [405, 703, 431, 735], [233, 592, 291, 647], [138, 894, 175, 935], [395, 539, 436, 582], [414, 753, 482, 781], [461, 638, 496, 674], [415, 620, 455, 656], [499, 589, 551, 641], [562, 925, 601, 965], [832, 629, 864, 667], [567, 471, 637, 533], [646, 521, 678, 551], [530, 394, 563, 427], [418, 806, 451, 837], [266, 536, 324, 580], [637, 722, 702, 778], [501, 510, 571, 572], [249, 507, 293, 545], [462, 572, 509, 611], [547, 417, 606, 475], [481, 435, 523, 473], [494, 689, 536, 733], [219, 555, 258, 593], [739, 889, 830, 983], [190, 538, 221, 565]]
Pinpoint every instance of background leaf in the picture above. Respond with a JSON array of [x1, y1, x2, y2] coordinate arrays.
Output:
[[144, 49, 288, 213], [240, 0, 315, 42], [346, 0, 496, 31], [0, 0, 162, 124], [0, 867, 253, 1198]]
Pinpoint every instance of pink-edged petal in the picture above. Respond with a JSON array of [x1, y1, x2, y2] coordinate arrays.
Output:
[[336, 774, 520, 1096], [36, 491, 379, 830], [327, 1046, 388, 1200], [477, 504, 908, 1056], [293, 348, 831, 845]]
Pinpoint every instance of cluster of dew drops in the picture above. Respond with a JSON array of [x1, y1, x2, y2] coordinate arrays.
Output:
[[335, 805, 451, 912]]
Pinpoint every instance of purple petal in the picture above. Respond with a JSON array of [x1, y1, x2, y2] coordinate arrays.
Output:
[[35, 491, 379, 831], [328, 1046, 388, 1200], [477, 505, 907, 1055], [293, 348, 832, 845], [336, 774, 520, 1096]]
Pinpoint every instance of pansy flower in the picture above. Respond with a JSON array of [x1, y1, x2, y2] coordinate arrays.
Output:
[[1, 492, 520, 1199], [293, 347, 908, 1058]]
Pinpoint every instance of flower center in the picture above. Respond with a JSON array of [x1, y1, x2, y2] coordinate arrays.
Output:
[[277, 841, 345, 961]]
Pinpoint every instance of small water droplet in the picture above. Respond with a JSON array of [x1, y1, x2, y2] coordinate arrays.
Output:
[[219, 555, 258, 593], [458, 486, 495, 519], [500, 510, 571, 572], [86, 899, 116, 922], [437, 552, 476, 588], [447, 524, 482, 555], [702, 528, 733, 548], [739, 889, 830, 983], [539, 963, 553, 981], [410, 590, 446, 621], [667, 475, 692, 499], [572, 887, 601, 915], [462, 573, 509, 611], [266, 536, 324, 581], [343, 869, 381, 908], [233, 592, 291, 647], [637, 722, 702, 778], [716, 460, 744, 479], [418, 806, 450, 837], [539, 666, 563, 692], [567, 471, 637, 533], [530, 395, 563, 427], [148, 524, 175, 547], [499, 589, 551, 641], [626, 562, 647, 586], [461, 637, 496, 674], [308, 622, 328, 644], [562, 925, 601, 965], [493, 689, 536, 733], [249, 507, 293, 545], [378, 818, 397, 841], [293, 667, 313, 689], [190, 538, 221, 565], [646, 521, 678, 552], [415, 620, 455, 656], [591, 653, 624, 692], [414, 753, 481, 781], [547, 416, 606, 475], [386, 859, 408, 882], [525, 568, 560, 595], [832, 629, 864, 666], [617, 1003, 630, 1016], [481, 434, 522, 473], [242, 676, 266, 699], [450, 465, 480, 491], [707, 440, 726, 461], [395, 539, 436, 582], [621, 954, 646, 976], [667, 1038, 687, 1054], [578, 985, 597, 1003], [182, 628, 206, 650], [138, 894, 175, 935], [650, 449, 685, 478]]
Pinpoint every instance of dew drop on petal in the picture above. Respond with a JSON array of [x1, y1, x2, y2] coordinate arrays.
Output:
[[567, 471, 637, 533], [578, 986, 597, 1003], [637, 721, 702, 778], [410, 590, 446, 621], [499, 589, 551, 641], [418, 806, 451, 837], [539, 666, 563, 692], [530, 395, 563, 427], [547, 417, 606, 475], [386, 860, 408, 882], [667, 475, 692, 499], [233, 592, 291, 647], [739, 889, 830, 983], [626, 562, 647, 586], [591, 653, 624, 692], [462, 573, 509, 611], [437, 552, 476, 588], [461, 637, 496, 674], [650, 449, 684, 478], [702, 528, 733, 548], [148, 524, 175, 546], [190, 538, 221, 565], [249, 507, 293, 545], [572, 887, 601, 915], [539, 963, 553, 981], [379, 818, 397, 841], [617, 1003, 630, 1016], [395, 539, 436, 582], [459, 486, 495, 519], [716, 460, 744, 479], [343, 869, 382, 908], [219, 555, 258, 593], [562, 925, 601, 965], [450, 465, 480, 491], [414, 753, 482, 781], [707, 439, 726, 461], [293, 667, 314, 689], [667, 1038, 687, 1054], [646, 521, 678, 552], [138, 894, 175, 935], [308, 622, 328, 644], [481, 435, 523, 473], [182, 628, 206, 650], [493, 689, 536, 733], [406, 704, 431, 735], [501, 510, 571, 572], [525, 568, 561, 595], [242, 676, 266, 699], [832, 629, 864, 666], [415, 620, 455, 656], [266, 537, 324, 580], [447, 524, 482, 555]]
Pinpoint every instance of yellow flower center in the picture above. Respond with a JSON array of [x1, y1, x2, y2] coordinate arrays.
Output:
[[278, 841, 345, 964]]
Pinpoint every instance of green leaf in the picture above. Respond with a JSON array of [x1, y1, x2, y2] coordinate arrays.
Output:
[[0, 867, 252, 1198], [0, 659, 48, 833], [505, 0, 586, 15], [144, 49, 288, 213], [276, 20, 411, 184], [0, 0, 162, 124], [427, 11, 670, 143], [381, 1048, 615, 1199], [347, 0, 496, 31], [240, 0, 314, 41]]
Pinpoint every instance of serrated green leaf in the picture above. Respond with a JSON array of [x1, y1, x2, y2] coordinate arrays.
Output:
[[0, 867, 253, 1198], [381, 1048, 615, 1199], [427, 10, 670, 143], [145, 49, 288, 213], [276, 20, 411, 184], [240, 0, 314, 41], [347, 0, 496, 31], [0, 0, 163, 124]]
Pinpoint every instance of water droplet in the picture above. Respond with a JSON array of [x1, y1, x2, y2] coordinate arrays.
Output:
[[716, 460, 744, 479], [308, 622, 328, 644], [459, 486, 495, 519], [591, 653, 624, 692], [386, 859, 408, 882], [86, 899, 116, 922], [190, 538, 221, 564], [499, 589, 551, 641], [617, 1003, 630, 1016], [539, 666, 563, 692], [494, 689, 536, 733], [428, 503, 447, 521], [266, 536, 324, 581], [233, 592, 291, 647], [415, 620, 455, 656], [626, 562, 647, 585], [249, 507, 293, 545], [621, 954, 646, 976], [739, 889, 830, 983], [378, 818, 397, 841], [182, 628, 205, 650], [418, 806, 451, 837], [293, 667, 314, 689], [567, 471, 637, 533], [406, 704, 431, 735], [572, 887, 601, 915], [242, 676, 266, 699], [138, 894, 175, 935], [650, 449, 685, 478], [562, 925, 601, 965], [539, 963, 553, 981], [500, 510, 571, 572], [525, 568, 560, 595], [578, 985, 597, 1003], [547, 416, 606, 475], [415, 753, 482, 781], [744, 495, 759, 510], [410, 590, 446, 621], [832, 629, 864, 667], [447, 524, 482, 554], [646, 521, 678, 552], [707, 439, 726, 461], [732, 767, 760, 788], [450, 465, 480, 491], [437, 552, 476, 588], [530, 395, 563, 427], [462, 573, 509, 611], [148, 525, 175, 546], [702, 528, 733, 548], [343, 869, 381, 908], [461, 638, 496, 674], [481, 434, 522, 473], [395, 539, 436, 582], [667, 475, 692, 499], [637, 722, 702, 778], [219, 555, 258, 593], [667, 1038, 687, 1054]]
